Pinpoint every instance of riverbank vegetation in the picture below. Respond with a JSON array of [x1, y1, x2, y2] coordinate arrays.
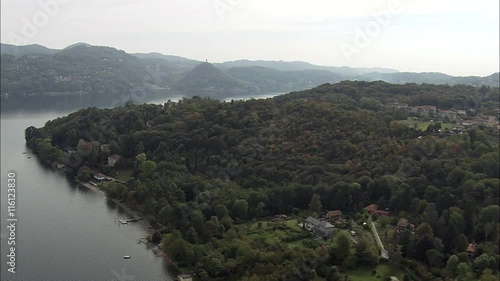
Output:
[[25, 81, 499, 280]]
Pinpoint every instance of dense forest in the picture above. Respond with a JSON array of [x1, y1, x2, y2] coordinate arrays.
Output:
[[26, 81, 499, 281]]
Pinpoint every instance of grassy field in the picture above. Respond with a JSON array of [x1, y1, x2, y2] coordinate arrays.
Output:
[[114, 169, 134, 181], [398, 118, 454, 131], [346, 263, 406, 281], [374, 222, 397, 252]]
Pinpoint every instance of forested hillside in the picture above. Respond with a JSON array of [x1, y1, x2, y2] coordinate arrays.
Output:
[[25, 82, 499, 280], [2, 43, 499, 109]]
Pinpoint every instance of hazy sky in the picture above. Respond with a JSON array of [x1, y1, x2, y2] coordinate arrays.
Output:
[[1, 0, 499, 76]]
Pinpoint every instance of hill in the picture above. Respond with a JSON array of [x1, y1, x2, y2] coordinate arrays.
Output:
[[25, 81, 500, 280], [173, 62, 248, 97], [216, 59, 399, 74], [225, 66, 343, 92], [0, 43, 58, 56], [1, 42, 499, 111], [132, 52, 199, 63]]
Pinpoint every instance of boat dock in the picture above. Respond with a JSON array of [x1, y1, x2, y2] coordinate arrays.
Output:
[[119, 217, 145, 225]]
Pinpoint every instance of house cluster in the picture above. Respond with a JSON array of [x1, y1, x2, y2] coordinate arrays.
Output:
[[386, 102, 500, 134], [452, 115, 500, 134], [386, 103, 467, 119], [66, 142, 120, 167], [304, 209, 344, 238]]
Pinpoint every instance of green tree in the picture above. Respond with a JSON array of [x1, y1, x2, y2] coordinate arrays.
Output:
[[232, 199, 248, 220], [446, 255, 459, 277], [456, 262, 474, 281], [334, 231, 352, 262], [135, 152, 146, 163], [426, 248, 443, 267], [214, 204, 229, 219], [309, 194, 322, 215], [141, 160, 157, 177], [474, 254, 494, 275]]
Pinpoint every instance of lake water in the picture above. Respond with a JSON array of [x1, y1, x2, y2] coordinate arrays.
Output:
[[0, 92, 284, 281], [0, 111, 174, 281]]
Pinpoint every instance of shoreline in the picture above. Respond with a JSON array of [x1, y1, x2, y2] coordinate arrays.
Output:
[[78, 181, 165, 257]]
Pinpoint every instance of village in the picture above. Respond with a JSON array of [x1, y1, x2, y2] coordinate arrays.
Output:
[[385, 102, 500, 135]]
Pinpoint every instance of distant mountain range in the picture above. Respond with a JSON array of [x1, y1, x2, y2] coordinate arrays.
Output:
[[1, 42, 498, 106]]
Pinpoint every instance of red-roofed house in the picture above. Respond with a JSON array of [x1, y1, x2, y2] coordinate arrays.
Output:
[[108, 154, 120, 167], [365, 204, 389, 216]]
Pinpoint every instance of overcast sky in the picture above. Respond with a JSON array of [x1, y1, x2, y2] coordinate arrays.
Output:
[[1, 0, 498, 76]]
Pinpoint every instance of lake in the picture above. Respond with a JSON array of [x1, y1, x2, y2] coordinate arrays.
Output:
[[0, 110, 174, 281], [0, 92, 284, 280]]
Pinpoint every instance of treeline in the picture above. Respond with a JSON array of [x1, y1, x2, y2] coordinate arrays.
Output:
[[25, 81, 499, 280]]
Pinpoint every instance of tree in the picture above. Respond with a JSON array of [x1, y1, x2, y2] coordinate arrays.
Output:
[[456, 262, 474, 281], [190, 209, 205, 235], [309, 194, 322, 215], [422, 203, 438, 232], [415, 234, 435, 262], [446, 255, 459, 277], [379, 216, 390, 228], [135, 152, 146, 163], [426, 248, 443, 267], [232, 199, 248, 220], [334, 231, 352, 262], [141, 160, 157, 177], [478, 205, 499, 241], [399, 228, 415, 258], [474, 254, 494, 275], [214, 204, 229, 219], [326, 266, 342, 281], [415, 222, 434, 237], [455, 234, 469, 253]]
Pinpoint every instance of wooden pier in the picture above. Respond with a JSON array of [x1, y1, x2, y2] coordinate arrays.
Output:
[[118, 217, 145, 225]]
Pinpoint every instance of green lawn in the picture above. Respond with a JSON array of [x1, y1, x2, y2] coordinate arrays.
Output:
[[346, 263, 406, 281], [398, 118, 454, 131], [115, 169, 134, 181], [242, 219, 310, 246]]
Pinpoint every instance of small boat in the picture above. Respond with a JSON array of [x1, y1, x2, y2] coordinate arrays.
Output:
[[27, 156, 32, 159], [22, 152, 27, 154], [124, 256, 131, 259]]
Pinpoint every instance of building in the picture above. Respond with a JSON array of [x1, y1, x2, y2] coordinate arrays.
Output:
[[396, 218, 415, 233], [274, 214, 288, 221], [108, 154, 120, 167], [438, 110, 458, 119], [305, 217, 335, 238], [177, 274, 193, 281], [94, 173, 106, 181], [408, 105, 437, 116], [100, 144, 110, 153], [466, 242, 477, 257], [364, 204, 389, 217], [325, 210, 343, 221]]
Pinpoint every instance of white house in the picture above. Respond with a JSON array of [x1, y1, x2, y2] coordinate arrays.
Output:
[[305, 217, 335, 238], [177, 274, 193, 281], [94, 173, 106, 181]]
